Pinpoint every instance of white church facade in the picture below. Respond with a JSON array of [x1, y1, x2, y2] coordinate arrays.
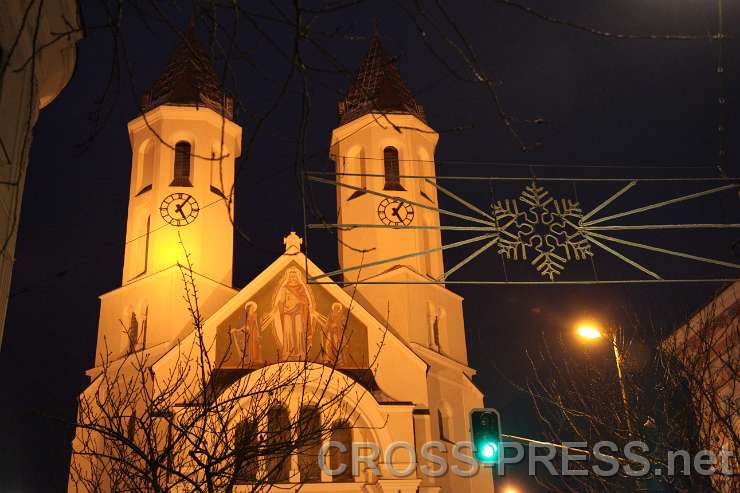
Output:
[[69, 26, 494, 493]]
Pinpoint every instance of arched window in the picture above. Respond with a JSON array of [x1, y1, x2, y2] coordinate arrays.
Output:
[[234, 419, 259, 483], [383, 146, 404, 191], [266, 405, 291, 482], [171, 141, 192, 186], [298, 406, 321, 482], [330, 421, 353, 482], [137, 141, 154, 195]]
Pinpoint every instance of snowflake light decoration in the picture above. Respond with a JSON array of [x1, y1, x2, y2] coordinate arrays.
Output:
[[492, 182, 593, 280]]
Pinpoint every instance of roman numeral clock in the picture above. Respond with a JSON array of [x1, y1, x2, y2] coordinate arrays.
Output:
[[160, 192, 200, 226], [377, 197, 414, 227]]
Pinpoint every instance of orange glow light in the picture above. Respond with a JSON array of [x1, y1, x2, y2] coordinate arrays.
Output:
[[576, 324, 603, 340]]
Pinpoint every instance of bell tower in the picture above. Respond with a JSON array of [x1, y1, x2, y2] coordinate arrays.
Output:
[[329, 35, 494, 493], [329, 34, 443, 282], [91, 25, 240, 366], [123, 25, 241, 286]]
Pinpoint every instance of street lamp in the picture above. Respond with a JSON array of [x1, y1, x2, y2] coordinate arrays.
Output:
[[574, 320, 635, 437], [575, 324, 603, 340], [503, 486, 521, 493]]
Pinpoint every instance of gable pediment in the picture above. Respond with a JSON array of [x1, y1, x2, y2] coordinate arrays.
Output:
[[208, 254, 372, 370]]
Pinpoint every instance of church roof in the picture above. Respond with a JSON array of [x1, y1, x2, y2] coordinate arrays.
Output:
[[338, 34, 426, 125], [141, 24, 233, 119]]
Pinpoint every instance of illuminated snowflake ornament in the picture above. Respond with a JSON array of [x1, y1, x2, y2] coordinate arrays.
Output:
[[492, 182, 593, 280]]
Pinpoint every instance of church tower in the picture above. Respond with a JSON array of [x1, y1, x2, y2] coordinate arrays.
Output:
[[91, 26, 240, 366], [123, 25, 240, 286], [331, 36, 493, 493], [329, 34, 461, 355], [330, 34, 444, 282]]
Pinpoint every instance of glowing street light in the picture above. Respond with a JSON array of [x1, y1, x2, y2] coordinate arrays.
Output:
[[503, 486, 521, 493], [576, 324, 603, 340]]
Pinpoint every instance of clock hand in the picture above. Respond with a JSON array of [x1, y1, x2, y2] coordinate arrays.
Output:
[[391, 202, 403, 220], [176, 195, 193, 218]]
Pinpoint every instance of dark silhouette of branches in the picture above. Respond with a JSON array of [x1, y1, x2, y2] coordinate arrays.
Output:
[[522, 293, 738, 492], [69, 240, 389, 491]]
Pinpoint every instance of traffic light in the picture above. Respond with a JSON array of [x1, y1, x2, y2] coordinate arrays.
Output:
[[470, 408, 502, 465]]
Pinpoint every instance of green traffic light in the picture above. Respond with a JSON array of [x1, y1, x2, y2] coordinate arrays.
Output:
[[470, 408, 502, 465], [482, 442, 498, 459]]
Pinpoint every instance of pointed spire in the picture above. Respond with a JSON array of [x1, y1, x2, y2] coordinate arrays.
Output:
[[141, 23, 233, 119], [338, 33, 426, 125]]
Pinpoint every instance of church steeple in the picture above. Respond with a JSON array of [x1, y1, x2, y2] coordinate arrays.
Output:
[[141, 23, 233, 119], [88, 25, 243, 364], [121, 24, 242, 286], [330, 33, 443, 283], [338, 34, 425, 125]]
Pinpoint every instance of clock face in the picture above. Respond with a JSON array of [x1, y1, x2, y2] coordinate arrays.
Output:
[[160, 193, 199, 226], [377, 198, 414, 226]]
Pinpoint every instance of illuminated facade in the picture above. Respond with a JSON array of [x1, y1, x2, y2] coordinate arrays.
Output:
[[71, 30, 493, 492]]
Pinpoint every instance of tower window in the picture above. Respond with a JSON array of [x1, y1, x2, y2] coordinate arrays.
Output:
[[171, 141, 193, 187], [383, 146, 404, 191]]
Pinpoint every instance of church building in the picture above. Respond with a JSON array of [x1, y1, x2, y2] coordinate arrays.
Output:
[[69, 26, 494, 493]]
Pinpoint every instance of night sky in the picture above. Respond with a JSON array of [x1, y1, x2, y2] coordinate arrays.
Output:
[[1, 1, 738, 491]]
